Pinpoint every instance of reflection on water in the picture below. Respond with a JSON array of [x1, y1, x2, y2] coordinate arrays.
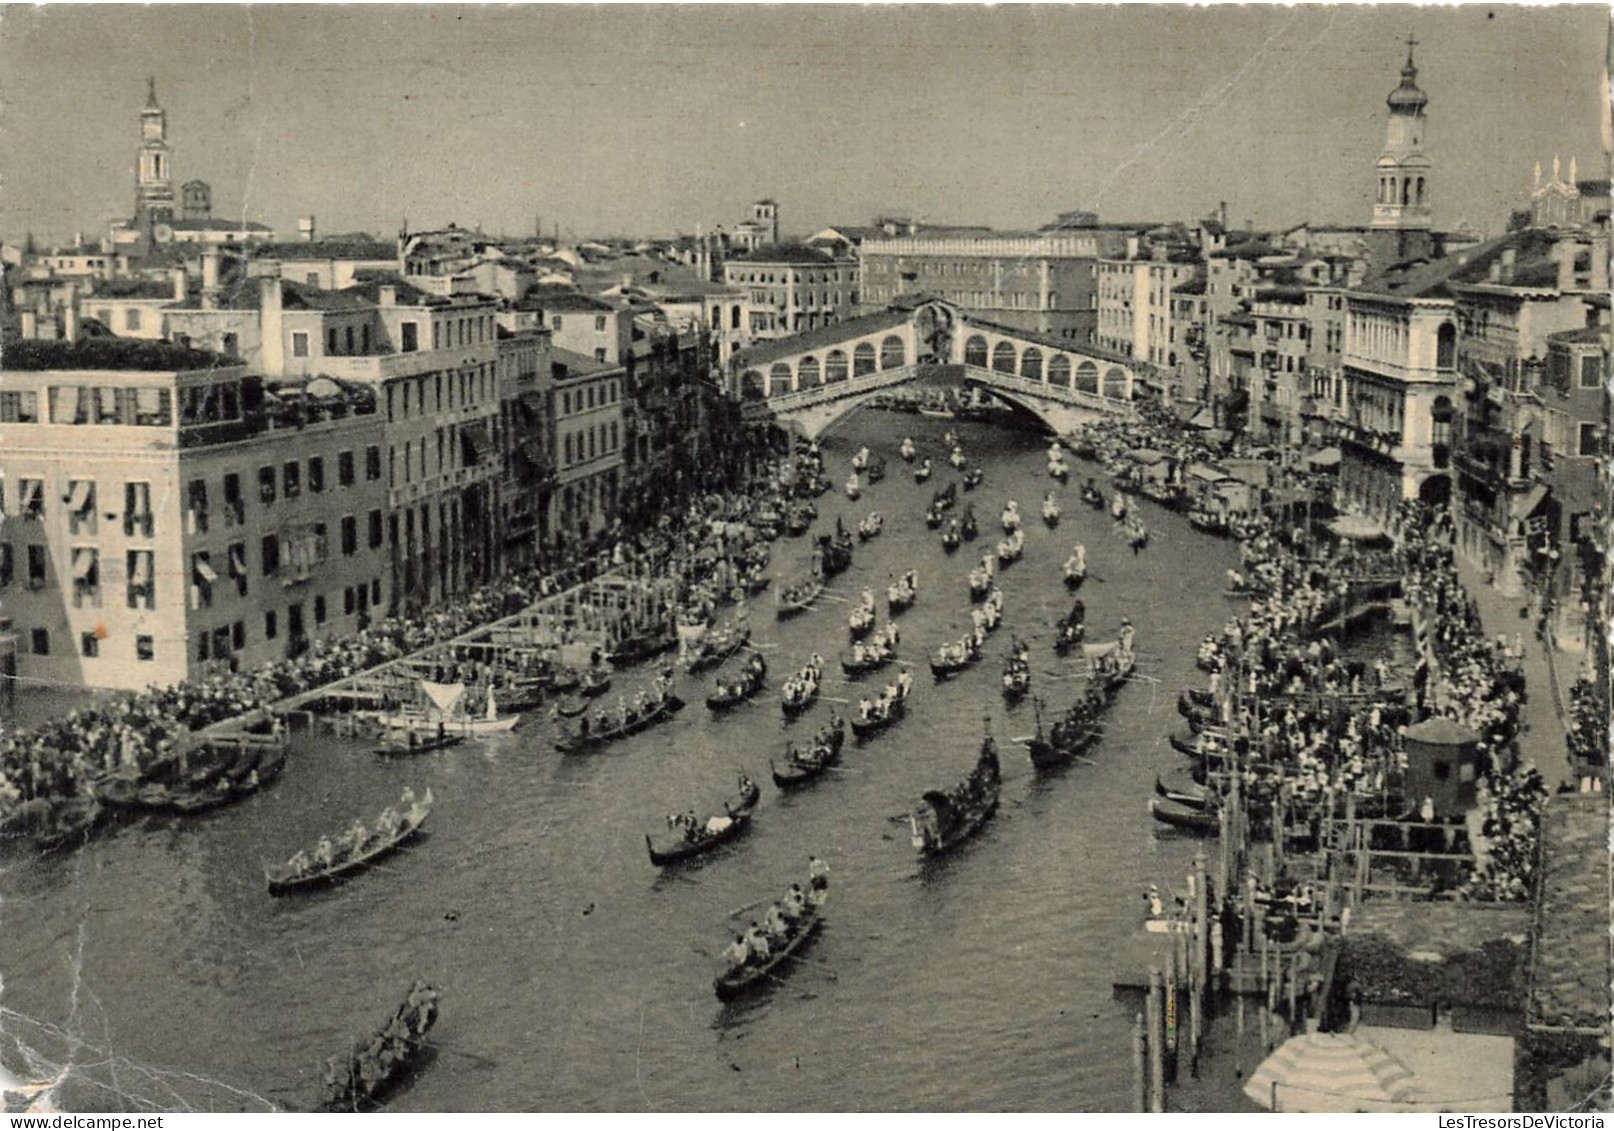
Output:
[[4, 408, 1254, 1112]]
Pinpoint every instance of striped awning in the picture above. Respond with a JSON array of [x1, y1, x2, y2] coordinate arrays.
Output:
[[1245, 1032, 1421, 1112]]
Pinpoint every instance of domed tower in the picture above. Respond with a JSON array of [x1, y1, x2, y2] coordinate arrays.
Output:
[[135, 77, 176, 239], [1371, 37, 1432, 233]]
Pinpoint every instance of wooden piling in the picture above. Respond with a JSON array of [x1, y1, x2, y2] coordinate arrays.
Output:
[[1147, 967, 1165, 1112], [1132, 1012, 1147, 1112]]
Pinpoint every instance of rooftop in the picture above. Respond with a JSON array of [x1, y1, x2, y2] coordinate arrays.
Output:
[[1527, 792, 1611, 1033], [728, 243, 841, 265], [550, 345, 619, 379], [729, 307, 912, 369], [0, 332, 237, 373], [252, 237, 399, 261], [964, 314, 1137, 367], [166, 218, 274, 233]]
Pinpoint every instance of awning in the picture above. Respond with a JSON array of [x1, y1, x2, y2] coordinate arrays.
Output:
[[1510, 482, 1549, 520], [194, 557, 218, 584], [1244, 1032, 1420, 1113], [1128, 448, 1166, 464], [67, 480, 92, 513], [131, 552, 153, 586], [71, 548, 97, 580], [1328, 515, 1388, 541], [1188, 464, 1227, 484], [228, 543, 247, 577], [1187, 409, 1216, 429], [1308, 447, 1342, 469]]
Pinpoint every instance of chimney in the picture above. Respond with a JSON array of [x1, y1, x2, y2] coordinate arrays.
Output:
[[1219, 201, 1229, 230], [298, 216, 316, 242], [19, 310, 36, 339], [259, 276, 285, 375], [378, 285, 397, 307], [1126, 235, 1141, 260], [1500, 247, 1517, 283], [201, 248, 220, 309], [72, 231, 83, 250], [172, 267, 188, 303]]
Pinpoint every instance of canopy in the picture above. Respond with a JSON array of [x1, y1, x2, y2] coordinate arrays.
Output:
[[1128, 448, 1166, 464], [1328, 515, 1388, 542], [421, 680, 466, 714], [1244, 1032, 1420, 1112], [1187, 464, 1227, 484], [1308, 447, 1342, 469]]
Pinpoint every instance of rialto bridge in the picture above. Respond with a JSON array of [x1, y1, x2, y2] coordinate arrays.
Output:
[[726, 300, 1140, 440]]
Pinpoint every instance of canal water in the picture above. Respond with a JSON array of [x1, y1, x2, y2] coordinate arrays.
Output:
[[2, 407, 1248, 1112]]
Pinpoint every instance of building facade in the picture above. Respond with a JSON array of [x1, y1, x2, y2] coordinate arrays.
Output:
[[723, 246, 860, 338]]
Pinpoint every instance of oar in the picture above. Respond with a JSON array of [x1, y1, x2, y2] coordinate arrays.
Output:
[[728, 897, 769, 918], [428, 1044, 500, 1069]]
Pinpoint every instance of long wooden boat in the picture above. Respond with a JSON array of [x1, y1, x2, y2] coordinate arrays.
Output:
[[707, 655, 768, 712], [319, 982, 439, 1111], [770, 719, 847, 788], [962, 467, 985, 491], [554, 693, 686, 754], [714, 900, 825, 1002], [779, 664, 822, 717], [1154, 772, 1211, 810], [610, 626, 679, 667], [840, 643, 894, 677], [687, 624, 753, 673], [930, 639, 981, 680], [886, 574, 917, 615], [374, 732, 466, 757], [850, 693, 906, 739], [267, 794, 434, 894], [370, 710, 521, 736], [1081, 484, 1105, 509], [910, 735, 1001, 856], [1001, 647, 1031, 703], [960, 505, 979, 541], [776, 575, 824, 619], [645, 779, 762, 865], [579, 666, 613, 698], [866, 455, 887, 483], [1149, 797, 1219, 835]]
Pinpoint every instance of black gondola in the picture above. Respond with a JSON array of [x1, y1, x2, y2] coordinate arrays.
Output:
[[776, 573, 825, 618], [319, 982, 439, 1111], [374, 732, 465, 757], [707, 654, 768, 712], [910, 731, 1001, 856], [267, 792, 434, 894], [687, 624, 753, 673], [646, 778, 762, 865], [1052, 600, 1086, 656], [866, 455, 887, 483], [1149, 797, 1219, 835], [850, 692, 907, 739], [1001, 641, 1031, 703], [840, 641, 895, 677], [1081, 483, 1105, 509], [579, 665, 613, 698], [960, 504, 979, 541], [962, 467, 985, 491], [929, 636, 982, 679], [941, 521, 961, 553], [770, 717, 848, 788], [554, 693, 685, 754], [1154, 772, 1211, 810]]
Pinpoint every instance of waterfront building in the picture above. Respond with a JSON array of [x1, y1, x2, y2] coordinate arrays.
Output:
[[0, 336, 388, 690], [859, 224, 1129, 343], [494, 326, 555, 575], [1094, 242, 1200, 383], [548, 348, 625, 551], [723, 244, 860, 339]]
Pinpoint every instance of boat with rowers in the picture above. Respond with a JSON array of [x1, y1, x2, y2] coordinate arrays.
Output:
[[1001, 637, 1031, 703], [713, 872, 828, 1002], [779, 655, 824, 717], [996, 527, 1024, 566], [845, 472, 861, 500], [686, 620, 753, 673], [910, 725, 1001, 856], [366, 680, 523, 736], [847, 589, 878, 638], [1149, 797, 1219, 835], [374, 731, 465, 757], [646, 775, 762, 865], [1081, 480, 1106, 509], [851, 446, 870, 471], [770, 715, 848, 788], [900, 436, 917, 461], [962, 466, 985, 491], [266, 787, 433, 894], [1053, 598, 1087, 656], [1042, 492, 1060, 527], [707, 652, 768, 712], [776, 569, 825, 618], [960, 503, 979, 540], [319, 981, 439, 1112], [968, 554, 996, 602], [850, 676, 911, 739], [553, 680, 684, 754], [930, 631, 983, 679], [886, 569, 918, 615], [1000, 500, 1022, 533], [940, 519, 961, 553], [866, 454, 887, 483], [949, 445, 967, 469], [841, 625, 899, 676], [913, 458, 933, 483], [857, 512, 884, 541]]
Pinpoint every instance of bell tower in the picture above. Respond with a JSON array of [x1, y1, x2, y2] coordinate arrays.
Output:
[[1371, 37, 1432, 233], [135, 77, 176, 239]]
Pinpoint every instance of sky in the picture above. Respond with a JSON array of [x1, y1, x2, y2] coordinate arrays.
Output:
[[0, 4, 1608, 247]]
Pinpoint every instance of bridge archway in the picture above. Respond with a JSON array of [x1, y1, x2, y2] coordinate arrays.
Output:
[[1021, 347, 1043, 382], [825, 349, 848, 384], [965, 335, 988, 368], [853, 343, 876, 377], [992, 341, 1017, 373], [880, 336, 906, 369], [1048, 355, 1071, 388], [798, 356, 820, 388]]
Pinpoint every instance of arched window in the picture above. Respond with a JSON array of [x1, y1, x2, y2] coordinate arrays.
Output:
[[853, 342, 877, 377], [1102, 367, 1128, 399], [824, 350, 849, 384], [1020, 347, 1043, 382], [769, 363, 793, 397], [880, 336, 906, 369], [992, 342, 1017, 373], [1075, 361, 1099, 393], [1401, 179, 1410, 206], [1436, 323, 1456, 370], [741, 370, 764, 399], [1415, 177, 1425, 206], [797, 356, 821, 388], [1048, 355, 1072, 388], [1431, 395, 1454, 470], [965, 336, 989, 368]]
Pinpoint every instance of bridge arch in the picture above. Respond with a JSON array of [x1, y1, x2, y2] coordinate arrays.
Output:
[[853, 342, 876, 377], [769, 363, 793, 396], [1102, 366, 1127, 399], [965, 335, 989, 368], [1021, 347, 1043, 383], [992, 341, 1017, 373], [825, 349, 849, 384], [1075, 360, 1099, 394], [1048, 354, 1071, 388], [798, 356, 821, 388], [880, 336, 906, 370]]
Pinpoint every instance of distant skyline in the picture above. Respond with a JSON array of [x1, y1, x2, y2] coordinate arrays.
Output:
[[1, 5, 1608, 248]]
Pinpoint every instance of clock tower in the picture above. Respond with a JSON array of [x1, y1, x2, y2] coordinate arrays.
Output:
[[135, 77, 176, 240]]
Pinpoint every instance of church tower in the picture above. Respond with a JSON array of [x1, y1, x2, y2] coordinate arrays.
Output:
[[135, 77, 176, 239], [1371, 38, 1432, 234]]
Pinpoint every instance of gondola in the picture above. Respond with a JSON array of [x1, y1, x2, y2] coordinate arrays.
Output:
[[1178, 687, 1215, 712], [714, 896, 826, 1002], [932, 482, 958, 511], [849, 692, 907, 739], [1062, 550, 1087, 590], [1042, 502, 1060, 528], [866, 455, 887, 484], [1025, 696, 1102, 771], [1081, 483, 1105, 510], [925, 502, 946, 530], [1168, 730, 1206, 758], [899, 437, 917, 462], [776, 574, 825, 618], [847, 595, 877, 639], [1154, 772, 1212, 810], [779, 659, 823, 717], [609, 626, 679, 667], [1001, 644, 1031, 703], [707, 654, 768, 712], [949, 446, 967, 469], [1000, 503, 1021, 533], [818, 521, 855, 578], [913, 459, 933, 483], [929, 637, 981, 680], [318, 982, 439, 1112], [155, 742, 288, 814], [941, 521, 961, 553], [960, 504, 979, 541], [996, 530, 1024, 566], [886, 572, 918, 615], [770, 717, 848, 788], [840, 640, 895, 676], [857, 512, 884, 542], [554, 693, 685, 754], [1052, 599, 1086, 656], [374, 732, 466, 757], [968, 569, 993, 603], [785, 506, 813, 537], [579, 665, 613, 698], [1048, 460, 1070, 483], [1149, 797, 1219, 835], [910, 731, 1001, 856], [266, 791, 434, 894], [549, 667, 582, 694], [645, 778, 762, 865], [962, 467, 985, 491], [687, 624, 753, 673]]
